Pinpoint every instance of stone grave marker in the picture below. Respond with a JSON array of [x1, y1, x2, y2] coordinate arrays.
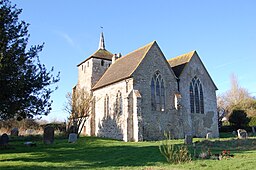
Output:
[[11, 128, 19, 136], [184, 134, 193, 145], [43, 126, 54, 144], [252, 126, 256, 134], [206, 132, 213, 139], [0, 133, 9, 147], [68, 133, 78, 143], [237, 129, 248, 139]]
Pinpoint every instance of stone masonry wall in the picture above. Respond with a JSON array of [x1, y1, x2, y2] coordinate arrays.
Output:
[[77, 58, 111, 92], [178, 53, 219, 137], [132, 43, 183, 140], [92, 78, 134, 141]]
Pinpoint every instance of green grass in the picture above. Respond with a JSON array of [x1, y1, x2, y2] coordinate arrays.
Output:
[[1, 135, 256, 169]]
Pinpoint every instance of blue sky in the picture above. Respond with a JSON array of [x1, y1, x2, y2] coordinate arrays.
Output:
[[12, 0, 256, 122]]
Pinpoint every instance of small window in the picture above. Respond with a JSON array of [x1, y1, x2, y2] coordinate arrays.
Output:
[[101, 60, 104, 66], [87, 61, 89, 67], [104, 94, 109, 117], [115, 91, 122, 115], [81, 65, 83, 71]]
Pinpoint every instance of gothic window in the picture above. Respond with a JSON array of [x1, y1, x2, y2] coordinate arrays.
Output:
[[161, 79, 165, 111], [200, 84, 204, 114], [189, 83, 194, 113], [115, 91, 122, 115], [151, 71, 165, 111], [189, 76, 204, 114], [104, 94, 109, 117], [151, 78, 156, 110], [195, 83, 200, 113], [156, 78, 160, 110]]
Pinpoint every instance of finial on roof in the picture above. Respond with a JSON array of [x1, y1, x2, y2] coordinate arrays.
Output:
[[98, 32, 105, 50]]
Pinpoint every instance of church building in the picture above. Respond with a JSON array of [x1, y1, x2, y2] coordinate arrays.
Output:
[[74, 33, 219, 141]]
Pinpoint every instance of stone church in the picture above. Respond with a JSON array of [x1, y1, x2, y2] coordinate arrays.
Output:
[[74, 33, 219, 141]]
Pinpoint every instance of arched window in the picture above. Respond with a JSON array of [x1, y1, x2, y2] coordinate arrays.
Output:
[[189, 76, 204, 114], [115, 91, 122, 115], [101, 59, 104, 66], [200, 84, 204, 114], [151, 71, 165, 111], [151, 78, 156, 110], [189, 83, 194, 113], [104, 94, 109, 117], [161, 79, 165, 111]]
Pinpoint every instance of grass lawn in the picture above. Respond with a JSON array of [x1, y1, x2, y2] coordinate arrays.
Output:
[[1, 135, 256, 169]]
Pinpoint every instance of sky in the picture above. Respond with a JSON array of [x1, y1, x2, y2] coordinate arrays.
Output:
[[11, 0, 256, 122]]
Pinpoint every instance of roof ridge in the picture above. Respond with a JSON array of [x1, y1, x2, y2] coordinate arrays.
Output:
[[92, 41, 156, 90], [168, 50, 196, 62], [116, 41, 156, 62], [77, 48, 113, 66]]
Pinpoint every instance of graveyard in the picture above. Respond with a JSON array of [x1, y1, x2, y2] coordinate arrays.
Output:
[[1, 131, 256, 170]]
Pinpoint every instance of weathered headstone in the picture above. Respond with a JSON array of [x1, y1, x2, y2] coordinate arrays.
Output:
[[0, 133, 9, 146], [237, 129, 248, 139], [184, 134, 193, 145], [206, 132, 213, 139], [68, 133, 78, 143], [43, 126, 54, 144], [11, 128, 19, 136], [252, 127, 256, 134]]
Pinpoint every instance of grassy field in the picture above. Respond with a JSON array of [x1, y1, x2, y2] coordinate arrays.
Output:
[[0, 135, 256, 170]]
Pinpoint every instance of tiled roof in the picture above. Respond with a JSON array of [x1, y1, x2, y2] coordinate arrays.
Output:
[[168, 50, 195, 77], [92, 41, 155, 90], [77, 49, 113, 66]]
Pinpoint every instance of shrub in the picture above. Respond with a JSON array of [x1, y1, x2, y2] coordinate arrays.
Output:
[[229, 109, 250, 129], [159, 132, 191, 164], [249, 116, 256, 127]]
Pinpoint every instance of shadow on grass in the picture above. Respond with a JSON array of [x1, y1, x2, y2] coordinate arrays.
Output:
[[0, 137, 165, 169], [1, 136, 256, 169]]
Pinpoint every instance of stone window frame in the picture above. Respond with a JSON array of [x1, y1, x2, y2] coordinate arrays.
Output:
[[151, 71, 165, 111], [104, 94, 109, 117], [115, 90, 122, 115], [189, 76, 204, 114]]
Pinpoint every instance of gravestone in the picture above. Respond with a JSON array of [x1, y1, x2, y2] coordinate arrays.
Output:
[[252, 127, 256, 134], [184, 134, 193, 145], [237, 129, 248, 139], [206, 132, 213, 139], [68, 133, 78, 143], [43, 126, 54, 144], [11, 128, 19, 136], [0, 133, 9, 146]]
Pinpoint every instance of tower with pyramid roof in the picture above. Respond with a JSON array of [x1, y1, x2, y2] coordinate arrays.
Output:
[[77, 32, 113, 92]]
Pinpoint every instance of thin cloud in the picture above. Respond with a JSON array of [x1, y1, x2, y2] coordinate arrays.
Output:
[[55, 31, 75, 47], [214, 58, 245, 69]]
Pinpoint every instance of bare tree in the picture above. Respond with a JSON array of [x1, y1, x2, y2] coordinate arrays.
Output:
[[64, 87, 93, 136], [217, 74, 256, 119]]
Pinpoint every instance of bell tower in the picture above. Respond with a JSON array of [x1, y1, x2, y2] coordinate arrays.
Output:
[[77, 32, 113, 92]]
